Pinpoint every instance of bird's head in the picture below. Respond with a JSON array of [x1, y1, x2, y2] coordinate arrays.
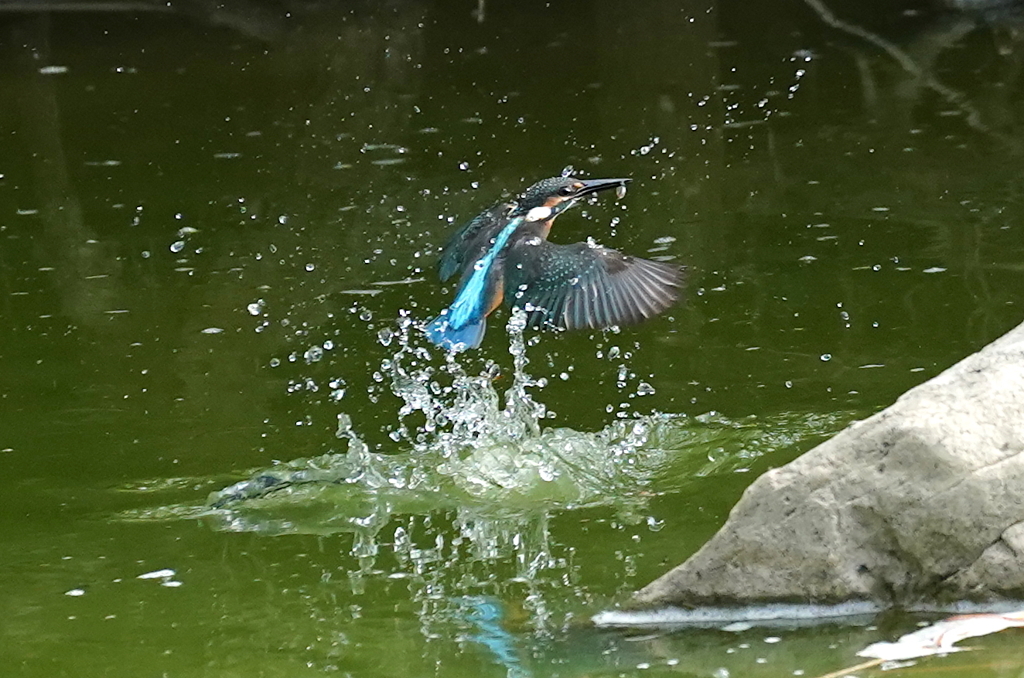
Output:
[[511, 176, 630, 223]]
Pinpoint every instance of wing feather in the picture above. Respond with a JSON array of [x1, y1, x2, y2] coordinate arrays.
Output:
[[504, 239, 683, 331]]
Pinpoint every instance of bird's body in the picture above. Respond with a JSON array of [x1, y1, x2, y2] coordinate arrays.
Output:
[[426, 176, 682, 350]]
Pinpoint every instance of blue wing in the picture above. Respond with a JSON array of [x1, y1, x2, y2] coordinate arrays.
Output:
[[438, 202, 515, 282], [426, 216, 523, 351]]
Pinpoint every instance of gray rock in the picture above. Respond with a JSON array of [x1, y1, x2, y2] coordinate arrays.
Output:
[[630, 321, 1024, 609]]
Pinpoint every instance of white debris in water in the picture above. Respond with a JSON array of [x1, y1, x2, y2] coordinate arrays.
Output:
[[859, 609, 1024, 660], [65, 588, 86, 597], [137, 569, 176, 580], [722, 622, 753, 632]]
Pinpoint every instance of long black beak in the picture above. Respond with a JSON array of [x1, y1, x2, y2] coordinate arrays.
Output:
[[576, 177, 631, 197]]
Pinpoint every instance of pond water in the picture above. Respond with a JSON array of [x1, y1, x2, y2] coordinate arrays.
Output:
[[3, 1, 1024, 676]]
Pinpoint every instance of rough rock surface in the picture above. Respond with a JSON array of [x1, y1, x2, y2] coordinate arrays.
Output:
[[630, 321, 1024, 609]]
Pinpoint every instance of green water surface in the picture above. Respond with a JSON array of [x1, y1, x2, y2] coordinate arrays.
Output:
[[3, 1, 1024, 676]]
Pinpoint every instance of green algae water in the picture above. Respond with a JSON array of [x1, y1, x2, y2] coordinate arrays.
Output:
[[4, 2, 1024, 677]]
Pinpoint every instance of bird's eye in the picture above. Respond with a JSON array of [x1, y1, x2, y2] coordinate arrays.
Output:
[[556, 186, 575, 197]]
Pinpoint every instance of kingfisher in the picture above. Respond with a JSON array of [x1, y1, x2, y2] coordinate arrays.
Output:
[[425, 176, 682, 350]]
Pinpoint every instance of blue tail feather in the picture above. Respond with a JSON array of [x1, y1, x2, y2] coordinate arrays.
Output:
[[425, 311, 486, 351]]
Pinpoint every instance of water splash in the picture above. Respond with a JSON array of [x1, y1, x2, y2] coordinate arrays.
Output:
[[198, 309, 850, 580], [206, 310, 661, 526], [119, 309, 851, 646], [109, 306, 853, 645]]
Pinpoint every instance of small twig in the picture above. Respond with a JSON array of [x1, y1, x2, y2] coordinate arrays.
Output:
[[811, 657, 885, 678]]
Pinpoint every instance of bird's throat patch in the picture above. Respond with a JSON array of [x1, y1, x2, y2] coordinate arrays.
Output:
[[525, 206, 553, 222]]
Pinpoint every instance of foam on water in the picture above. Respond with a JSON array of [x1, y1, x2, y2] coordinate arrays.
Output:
[[592, 602, 884, 629]]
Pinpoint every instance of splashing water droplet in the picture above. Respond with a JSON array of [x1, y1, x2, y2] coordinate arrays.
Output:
[[205, 306, 688, 585], [635, 382, 656, 396]]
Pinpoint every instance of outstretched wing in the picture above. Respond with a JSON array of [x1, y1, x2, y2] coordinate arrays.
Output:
[[504, 238, 682, 330], [438, 202, 515, 282]]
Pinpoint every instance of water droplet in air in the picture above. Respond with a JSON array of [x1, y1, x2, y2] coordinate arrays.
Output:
[[169, 240, 185, 253]]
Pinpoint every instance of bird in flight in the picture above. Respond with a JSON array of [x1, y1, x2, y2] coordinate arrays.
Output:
[[425, 176, 682, 350]]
